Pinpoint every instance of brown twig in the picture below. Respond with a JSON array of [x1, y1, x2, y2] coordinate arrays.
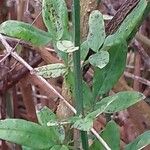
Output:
[[3, 35, 33, 48], [102, 0, 116, 15], [106, 0, 139, 35], [124, 71, 150, 87], [126, 65, 150, 72], [133, 50, 142, 91], [0, 53, 10, 63], [0, 55, 42, 94], [24, 0, 30, 15], [0, 94, 6, 119], [17, 0, 25, 21], [19, 78, 37, 122], [136, 32, 150, 50], [143, 87, 150, 97], [37, 47, 60, 64], [133, 40, 150, 68], [12, 86, 20, 118]]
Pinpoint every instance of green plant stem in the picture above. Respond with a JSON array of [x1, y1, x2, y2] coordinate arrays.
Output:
[[72, 0, 89, 149]]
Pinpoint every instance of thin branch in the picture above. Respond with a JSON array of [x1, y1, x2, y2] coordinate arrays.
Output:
[[0, 55, 42, 94], [102, 0, 116, 15], [136, 32, 150, 50], [91, 128, 111, 150], [133, 50, 141, 91], [0, 53, 10, 63], [19, 78, 38, 122], [0, 34, 12, 52], [3, 35, 33, 47], [11, 51, 34, 71], [17, 92, 49, 99], [124, 71, 150, 87], [126, 65, 150, 72], [133, 40, 150, 68], [24, 0, 30, 15]]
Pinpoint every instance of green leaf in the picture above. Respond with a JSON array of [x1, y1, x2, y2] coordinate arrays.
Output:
[[22, 146, 30, 150], [37, 106, 65, 143], [37, 106, 57, 126], [86, 91, 144, 120], [42, 0, 69, 40], [93, 39, 127, 99], [95, 91, 145, 113], [91, 0, 150, 100], [0, 20, 51, 46], [82, 81, 93, 110], [48, 115, 93, 132], [56, 115, 93, 132], [116, 0, 147, 42], [65, 72, 93, 109], [57, 40, 79, 53], [86, 95, 115, 119], [50, 145, 69, 150], [68, 95, 117, 132], [0, 119, 57, 149], [72, 117, 93, 131], [87, 10, 105, 52], [22, 146, 37, 150], [125, 131, 150, 150], [63, 106, 120, 133], [47, 116, 80, 127], [89, 51, 109, 69], [53, 44, 68, 65], [90, 121, 120, 150], [80, 40, 90, 61], [34, 63, 67, 78]]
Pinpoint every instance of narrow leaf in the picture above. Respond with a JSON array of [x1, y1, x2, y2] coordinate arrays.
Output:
[[89, 51, 109, 69], [82, 81, 93, 110], [42, 0, 69, 40], [80, 40, 90, 61], [34, 63, 67, 78], [87, 10, 105, 52], [95, 91, 145, 113], [0, 119, 57, 149], [48, 116, 93, 132], [47, 116, 81, 127], [86, 91, 144, 120], [86, 95, 115, 119], [93, 39, 127, 99], [125, 131, 150, 150], [0, 20, 51, 46]]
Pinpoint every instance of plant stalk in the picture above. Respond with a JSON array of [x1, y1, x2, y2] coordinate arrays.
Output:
[[72, 0, 89, 149]]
